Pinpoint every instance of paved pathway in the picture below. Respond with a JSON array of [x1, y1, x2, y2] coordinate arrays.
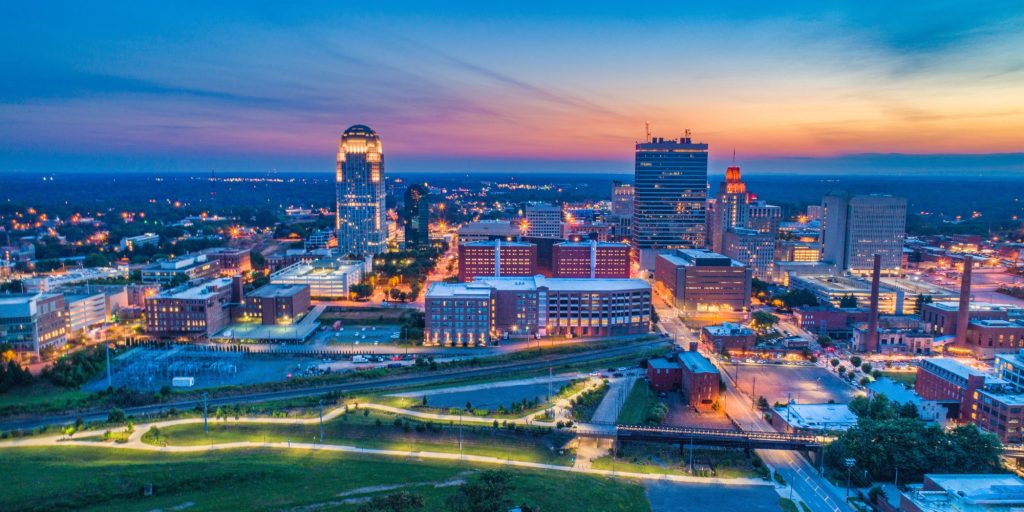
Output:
[[0, 405, 769, 488]]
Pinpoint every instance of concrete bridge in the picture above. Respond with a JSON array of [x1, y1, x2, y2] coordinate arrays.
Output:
[[576, 422, 828, 451]]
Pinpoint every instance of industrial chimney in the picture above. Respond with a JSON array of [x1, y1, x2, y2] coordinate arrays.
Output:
[[866, 254, 881, 353], [955, 255, 974, 347]]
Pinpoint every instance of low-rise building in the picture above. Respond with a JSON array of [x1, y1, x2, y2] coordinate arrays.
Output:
[[700, 323, 756, 355], [145, 278, 236, 339], [423, 282, 493, 347], [270, 259, 364, 299], [678, 351, 720, 412], [458, 240, 537, 282], [962, 319, 1024, 360], [654, 249, 751, 321], [771, 403, 858, 434], [119, 233, 159, 251], [899, 473, 1024, 512], [853, 325, 934, 355], [203, 247, 252, 276], [867, 377, 949, 426], [646, 358, 682, 392], [552, 241, 630, 278], [792, 305, 867, 340], [0, 293, 68, 355], [64, 292, 108, 334], [141, 253, 221, 285], [241, 284, 311, 325]]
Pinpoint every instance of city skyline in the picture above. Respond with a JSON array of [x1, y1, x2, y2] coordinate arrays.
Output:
[[2, 2, 1024, 175]]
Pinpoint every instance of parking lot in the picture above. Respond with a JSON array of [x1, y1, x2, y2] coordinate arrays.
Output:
[[312, 325, 403, 347], [726, 363, 857, 405], [646, 481, 782, 512]]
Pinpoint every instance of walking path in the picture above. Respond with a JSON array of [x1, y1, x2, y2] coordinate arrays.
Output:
[[0, 403, 768, 488]]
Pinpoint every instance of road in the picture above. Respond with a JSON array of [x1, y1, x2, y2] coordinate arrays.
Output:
[[0, 339, 668, 432], [655, 303, 853, 512]]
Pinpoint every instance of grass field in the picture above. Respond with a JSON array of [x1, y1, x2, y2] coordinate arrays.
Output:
[[617, 380, 659, 425], [591, 442, 767, 479], [0, 382, 91, 414], [143, 409, 573, 465], [0, 446, 650, 512]]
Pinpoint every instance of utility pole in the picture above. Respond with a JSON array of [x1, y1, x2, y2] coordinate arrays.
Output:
[[751, 376, 757, 410], [458, 411, 463, 457], [318, 399, 324, 443], [203, 392, 209, 434], [845, 458, 856, 501]]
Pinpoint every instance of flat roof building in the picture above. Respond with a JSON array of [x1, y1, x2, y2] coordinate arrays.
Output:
[[900, 474, 1024, 512], [145, 278, 235, 339], [270, 259, 364, 299], [242, 284, 311, 326], [141, 253, 221, 285], [524, 204, 563, 239], [821, 192, 907, 276], [771, 403, 858, 434], [655, 249, 751, 321], [458, 240, 537, 282], [552, 241, 630, 279]]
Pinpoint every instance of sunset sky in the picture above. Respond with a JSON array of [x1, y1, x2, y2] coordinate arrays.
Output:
[[2, 1, 1023, 174]]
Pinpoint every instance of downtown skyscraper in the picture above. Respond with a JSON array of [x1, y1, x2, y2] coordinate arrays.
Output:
[[336, 125, 387, 257], [632, 132, 709, 270], [821, 191, 907, 276]]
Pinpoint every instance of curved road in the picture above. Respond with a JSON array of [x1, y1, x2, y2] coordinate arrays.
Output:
[[1, 340, 668, 432]]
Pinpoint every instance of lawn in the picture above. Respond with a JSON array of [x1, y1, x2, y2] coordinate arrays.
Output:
[[617, 380, 659, 425], [0, 446, 650, 512], [143, 408, 574, 465], [880, 371, 916, 387], [0, 382, 91, 415], [591, 442, 767, 479]]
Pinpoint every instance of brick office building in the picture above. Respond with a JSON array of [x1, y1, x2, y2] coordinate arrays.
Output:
[[654, 249, 751, 320], [145, 278, 236, 339], [457, 240, 537, 282], [242, 284, 311, 325], [647, 358, 682, 392], [679, 351, 720, 412], [552, 241, 630, 278]]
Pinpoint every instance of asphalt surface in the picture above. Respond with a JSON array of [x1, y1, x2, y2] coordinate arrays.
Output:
[[0, 340, 668, 431]]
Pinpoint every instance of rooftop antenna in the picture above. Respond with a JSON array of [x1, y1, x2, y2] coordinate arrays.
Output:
[[732, 149, 736, 165], [644, 121, 651, 143], [685, 128, 692, 139]]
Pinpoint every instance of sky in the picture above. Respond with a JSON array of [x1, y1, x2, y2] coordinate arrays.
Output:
[[2, 1, 1023, 175]]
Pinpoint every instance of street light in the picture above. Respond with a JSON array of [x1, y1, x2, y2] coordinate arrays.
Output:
[[845, 457, 856, 501]]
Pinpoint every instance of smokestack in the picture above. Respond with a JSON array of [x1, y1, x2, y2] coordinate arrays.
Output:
[[955, 255, 973, 347], [866, 254, 881, 353]]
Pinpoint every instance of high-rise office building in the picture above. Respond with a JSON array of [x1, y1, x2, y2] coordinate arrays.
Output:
[[525, 204, 563, 239], [612, 181, 635, 217], [632, 132, 709, 270], [707, 165, 750, 253], [722, 227, 775, 281], [336, 124, 386, 257], [747, 201, 782, 236], [403, 183, 430, 248], [821, 191, 907, 276]]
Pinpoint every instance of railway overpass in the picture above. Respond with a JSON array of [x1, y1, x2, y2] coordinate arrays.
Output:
[[576, 422, 828, 451]]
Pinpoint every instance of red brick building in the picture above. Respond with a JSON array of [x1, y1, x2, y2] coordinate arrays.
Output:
[[962, 319, 1024, 360], [915, 358, 992, 423], [646, 358, 682, 392], [654, 249, 751, 322], [792, 305, 868, 340], [678, 351, 720, 412], [242, 284, 311, 325], [145, 278, 236, 339], [552, 241, 630, 278], [204, 247, 252, 276], [458, 240, 537, 282]]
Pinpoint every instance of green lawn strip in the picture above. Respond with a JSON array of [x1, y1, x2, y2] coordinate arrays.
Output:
[[143, 409, 574, 465], [0, 382, 90, 414], [879, 371, 916, 387], [617, 380, 658, 425], [0, 446, 649, 512], [779, 498, 799, 512], [569, 382, 610, 422], [590, 442, 764, 479]]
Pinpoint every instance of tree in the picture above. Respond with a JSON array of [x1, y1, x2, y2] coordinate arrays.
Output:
[[757, 396, 770, 410], [850, 356, 862, 368], [349, 283, 373, 300], [83, 252, 109, 268], [751, 311, 779, 334], [107, 407, 127, 423], [446, 471, 515, 512], [839, 294, 858, 308], [861, 363, 873, 373], [817, 335, 833, 348], [826, 420, 1001, 484], [830, 358, 840, 368], [914, 294, 933, 312], [357, 492, 425, 512]]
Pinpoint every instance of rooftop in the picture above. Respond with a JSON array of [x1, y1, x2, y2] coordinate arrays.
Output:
[[779, 403, 858, 430], [927, 301, 1022, 313], [473, 275, 650, 293], [425, 282, 492, 299], [155, 277, 234, 300], [922, 357, 1003, 385], [247, 284, 308, 299], [677, 351, 718, 374], [554, 241, 629, 248], [659, 249, 741, 268], [703, 323, 754, 336], [462, 240, 534, 248], [867, 377, 921, 405], [648, 358, 680, 370], [921, 473, 1024, 505]]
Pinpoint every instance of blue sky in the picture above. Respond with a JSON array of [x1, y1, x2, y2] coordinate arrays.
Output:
[[2, 1, 1023, 174]]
